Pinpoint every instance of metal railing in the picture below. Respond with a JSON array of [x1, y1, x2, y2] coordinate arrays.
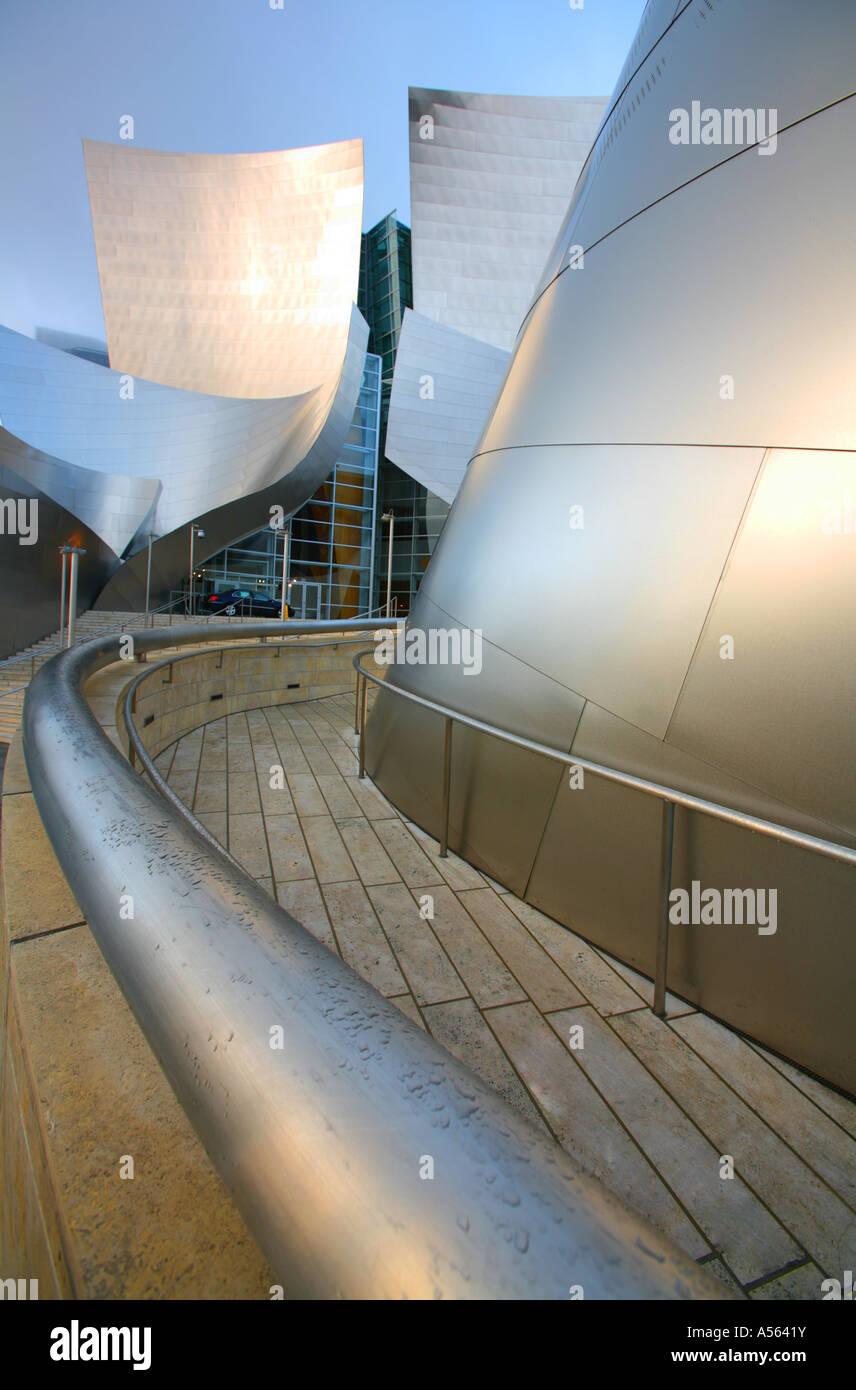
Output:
[[19, 620, 724, 1300], [353, 650, 856, 1018]]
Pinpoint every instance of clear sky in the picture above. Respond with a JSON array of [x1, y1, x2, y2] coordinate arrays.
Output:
[[0, 0, 646, 343]]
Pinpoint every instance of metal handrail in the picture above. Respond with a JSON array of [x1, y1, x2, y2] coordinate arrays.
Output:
[[352, 649, 856, 1017], [20, 620, 724, 1300]]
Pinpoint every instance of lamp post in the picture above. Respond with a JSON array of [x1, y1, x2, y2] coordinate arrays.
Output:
[[144, 533, 156, 626], [63, 546, 86, 648], [279, 524, 290, 622], [382, 511, 394, 618], [59, 546, 70, 639], [188, 524, 205, 616]]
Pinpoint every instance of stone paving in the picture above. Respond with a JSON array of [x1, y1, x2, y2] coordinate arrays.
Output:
[[155, 690, 856, 1301]]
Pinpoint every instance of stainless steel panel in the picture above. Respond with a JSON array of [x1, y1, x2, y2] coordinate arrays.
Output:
[[532, 0, 856, 309], [667, 449, 856, 835], [485, 99, 856, 453], [0, 309, 368, 597], [526, 767, 856, 1096], [83, 138, 364, 399], [385, 310, 508, 502], [409, 89, 606, 352], [420, 445, 763, 739]]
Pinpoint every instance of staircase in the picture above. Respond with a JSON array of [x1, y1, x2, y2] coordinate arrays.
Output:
[[0, 609, 255, 743]]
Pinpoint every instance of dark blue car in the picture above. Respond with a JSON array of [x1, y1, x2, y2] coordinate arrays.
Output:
[[205, 588, 282, 617]]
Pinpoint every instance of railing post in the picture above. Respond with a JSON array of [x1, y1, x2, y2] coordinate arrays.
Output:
[[358, 674, 368, 779], [439, 716, 453, 858], [653, 799, 675, 1018], [354, 669, 362, 735]]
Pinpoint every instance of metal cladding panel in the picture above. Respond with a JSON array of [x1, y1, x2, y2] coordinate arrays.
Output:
[[0, 308, 367, 555], [418, 445, 763, 740], [666, 449, 856, 835], [83, 138, 364, 398], [526, 770, 856, 1096], [94, 310, 369, 608], [0, 426, 158, 558], [409, 89, 606, 351], [531, 0, 856, 309], [384, 310, 509, 503], [483, 97, 856, 454]]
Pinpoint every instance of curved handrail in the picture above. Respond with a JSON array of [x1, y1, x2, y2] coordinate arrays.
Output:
[[21, 620, 725, 1300], [353, 646, 856, 1020], [352, 651, 856, 868]]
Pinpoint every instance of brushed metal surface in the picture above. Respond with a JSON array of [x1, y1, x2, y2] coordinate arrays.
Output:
[[532, 0, 856, 310], [419, 445, 764, 739], [667, 449, 856, 835], [484, 97, 856, 453], [384, 310, 509, 503], [368, 1, 856, 1095], [83, 138, 364, 399], [409, 88, 607, 352], [20, 621, 724, 1300]]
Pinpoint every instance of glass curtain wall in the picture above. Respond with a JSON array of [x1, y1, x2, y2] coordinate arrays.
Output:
[[199, 354, 381, 619]]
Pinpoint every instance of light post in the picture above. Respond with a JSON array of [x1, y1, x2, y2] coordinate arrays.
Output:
[[382, 511, 394, 618], [278, 523, 290, 622], [188, 524, 205, 616], [144, 533, 156, 626], [59, 546, 70, 638], [62, 546, 86, 648]]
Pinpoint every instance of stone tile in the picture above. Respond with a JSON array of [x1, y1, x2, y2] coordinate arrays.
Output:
[[367, 883, 466, 1006], [421, 885, 525, 1009], [404, 821, 487, 891], [485, 1002, 709, 1261], [227, 813, 271, 880], [699, 1257, 746, 1298], [301, 743, 339, 777], [315, 773, 362, 820], [345, 775, 397, 820], [422, 998, 548, 1132], [673, 1013, 856, 1216], [11, 925, 273, 1298], [336, 818, 400, 887], [321, 880, 406, 996], [301, 815, 356, 884], [287, 773, 327, 817], [609, 1009, 856, 1276], [2, 794, 83, 939], [264, 815, 313, 882], [388, 994, 425, 1030], [749, 1263, 826, 1301], [458, 888, 587, 1013], [226, 770, 261, 814], [501, 897, 646, 1016], [193, 771, 228, 814], [165, 769, 197, 807], [196, 811, 227, 846], [604, 955, 697, 1019], [372, 819, 443, 888], [1, 734, 31, 795], [275, 878, 337, 952], [255, 875, 274, 900], [547, 1006, 801, 1285], [749, 1042, 856, 1143]]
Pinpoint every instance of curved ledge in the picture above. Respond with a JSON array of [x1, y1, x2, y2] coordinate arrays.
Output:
[[21, 621, 725, 1299]]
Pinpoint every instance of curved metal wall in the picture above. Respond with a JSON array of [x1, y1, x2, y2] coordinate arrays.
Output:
[[384, 310, 508, 504], [83, 138, 364, 399], [367, 0, 856, 1093]]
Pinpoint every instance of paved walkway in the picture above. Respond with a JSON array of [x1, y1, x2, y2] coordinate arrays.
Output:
[[155, 690, 856, 1301]]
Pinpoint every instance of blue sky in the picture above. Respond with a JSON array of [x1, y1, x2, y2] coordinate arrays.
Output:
[[0, 0, 646, 342]]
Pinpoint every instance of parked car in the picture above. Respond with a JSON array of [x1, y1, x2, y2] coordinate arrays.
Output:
[[204, 588, 282, 617]]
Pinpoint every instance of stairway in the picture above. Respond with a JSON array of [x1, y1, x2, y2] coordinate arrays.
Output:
[[0, 609, 255, 743]]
